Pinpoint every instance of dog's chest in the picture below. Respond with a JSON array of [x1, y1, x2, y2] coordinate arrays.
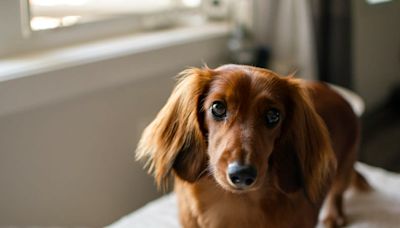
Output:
[[177, 179, 315, 228], [193, 188, 279, 228], [187, 188, 313, 227], [198, 195, 264, 228]]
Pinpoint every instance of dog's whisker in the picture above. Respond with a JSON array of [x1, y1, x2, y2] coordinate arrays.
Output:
[[195, 166, 210, 181]]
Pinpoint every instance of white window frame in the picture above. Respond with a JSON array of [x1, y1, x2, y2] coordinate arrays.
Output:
[[0, 0, 204, 57]]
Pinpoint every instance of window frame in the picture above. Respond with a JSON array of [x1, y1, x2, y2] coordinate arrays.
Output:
[[0, 0, 203, 57]]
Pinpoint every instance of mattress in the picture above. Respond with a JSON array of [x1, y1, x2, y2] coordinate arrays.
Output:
[[108, 163, 400, 228]]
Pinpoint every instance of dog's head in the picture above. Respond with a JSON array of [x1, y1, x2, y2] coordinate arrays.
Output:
[[136, 65, 336, 203]]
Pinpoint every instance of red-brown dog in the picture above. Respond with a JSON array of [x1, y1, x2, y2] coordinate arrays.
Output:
[[136, 65, 369, 228]]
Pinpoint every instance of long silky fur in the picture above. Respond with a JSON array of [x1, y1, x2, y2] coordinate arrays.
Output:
[[135, 68, 212, 190], [284, 78, 337, 203]]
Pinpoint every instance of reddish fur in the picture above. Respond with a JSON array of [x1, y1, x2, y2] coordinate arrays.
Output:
[[136, 65, 368, 228]]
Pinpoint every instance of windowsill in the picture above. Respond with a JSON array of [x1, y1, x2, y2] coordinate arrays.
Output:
[[0, 22, 231, 82], [0, 22, 231, 117]]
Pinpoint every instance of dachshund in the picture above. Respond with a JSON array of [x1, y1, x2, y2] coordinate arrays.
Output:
[[136, 64, 370, 228]]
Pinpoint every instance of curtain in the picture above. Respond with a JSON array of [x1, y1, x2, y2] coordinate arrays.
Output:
[[310, 0, 353, 88], [252, 0, 352, 87]]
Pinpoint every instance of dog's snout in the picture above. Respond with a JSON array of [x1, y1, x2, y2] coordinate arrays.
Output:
[[227, 162, 257, 189]]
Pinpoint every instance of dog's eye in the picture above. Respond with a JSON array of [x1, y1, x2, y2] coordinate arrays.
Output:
[[211, 101, 227, 120], [266, 108, 280, 128]]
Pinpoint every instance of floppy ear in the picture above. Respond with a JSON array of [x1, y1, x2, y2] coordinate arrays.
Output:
[[273, 78, 337, 203], [136, 68, 212, 189]]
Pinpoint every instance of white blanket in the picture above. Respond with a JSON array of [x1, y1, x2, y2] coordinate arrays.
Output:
[[108, 163, 400, 228]]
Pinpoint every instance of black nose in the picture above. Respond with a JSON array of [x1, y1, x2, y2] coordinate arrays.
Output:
[[227, 162, 257, 189]]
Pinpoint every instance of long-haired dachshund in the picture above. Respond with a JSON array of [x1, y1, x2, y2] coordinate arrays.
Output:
[[136, 64, 370, 228]]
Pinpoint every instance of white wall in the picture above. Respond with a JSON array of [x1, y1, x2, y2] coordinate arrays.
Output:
[[353, 0, 400, 109], [0, 36, 229, 226], [0, 77, 169, 227]]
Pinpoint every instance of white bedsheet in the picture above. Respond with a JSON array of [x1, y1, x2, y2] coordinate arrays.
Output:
[[108, 163, 400, 228]]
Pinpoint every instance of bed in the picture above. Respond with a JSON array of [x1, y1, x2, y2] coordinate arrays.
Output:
[[108, 162, 400, 228]]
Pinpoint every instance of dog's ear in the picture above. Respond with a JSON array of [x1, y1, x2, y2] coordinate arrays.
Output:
[[272, 78, 337, 203], [136, 68, 212, 189]]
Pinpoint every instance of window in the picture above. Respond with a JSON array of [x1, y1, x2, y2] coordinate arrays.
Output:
[[29, 0, 202, 31], [1, 0, 217, 57]]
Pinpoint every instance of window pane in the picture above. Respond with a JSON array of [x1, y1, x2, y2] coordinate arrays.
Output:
[[29, 0, 202, 31]]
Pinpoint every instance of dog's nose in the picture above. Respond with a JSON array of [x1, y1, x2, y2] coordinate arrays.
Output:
[[227, 162, 257, 189]]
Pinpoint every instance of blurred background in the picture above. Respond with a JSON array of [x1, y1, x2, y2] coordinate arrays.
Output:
[[0, 0, 399, 227]]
